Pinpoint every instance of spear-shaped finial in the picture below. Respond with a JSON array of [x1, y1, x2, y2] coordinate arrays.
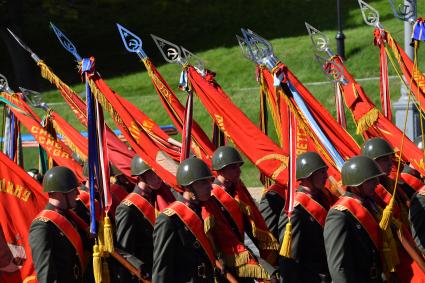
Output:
[[239, 28, 279, 69], [0, 74, 13, 93], [50, 22, 82, 62], [305, 22, 334, 57], [7, 29, 41, 63], [150, 34, 204, 71], [116, 23, 147, 59], [18, 87, 49, 110], [357, 0, 382, 28], [388, 0, 416, 24]]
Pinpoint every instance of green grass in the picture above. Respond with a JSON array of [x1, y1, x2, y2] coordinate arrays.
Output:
[[15, 0, 425, 186]]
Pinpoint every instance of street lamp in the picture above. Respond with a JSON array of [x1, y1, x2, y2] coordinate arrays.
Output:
[[336, 0, 346, 59]]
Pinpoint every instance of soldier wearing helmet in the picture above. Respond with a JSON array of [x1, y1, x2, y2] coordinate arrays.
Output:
[[115, 155, 176, 281], [153, 158, 215, 282], [278, 152, 334, 283], [210, 146, 279, 281], [361, 137, 418, 198], [324, 156, 384, 283], [29, 166, 91, 283]]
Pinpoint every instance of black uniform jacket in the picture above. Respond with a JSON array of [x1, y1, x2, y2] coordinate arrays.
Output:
[[152, 206, 214, 283], [29, 204, 91, 283], [324, 192, 383, 283], [409, 189, 425, 254], [259, 184, 285, 240], [278, 187, 331, 283], [115, 186, 155, 280]]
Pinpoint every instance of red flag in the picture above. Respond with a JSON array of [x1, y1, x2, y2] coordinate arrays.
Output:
[[331, 55, 425, 176], [49, 111, 88, 160], [0, 151, 47, 283], [1, 93, 85, 181], [142, 59, 215, 160], [385, 31, 425, 112], [374, 29, 393, 120], [186, 66, 289, 185], [85, 65, 179, 189], [37, 61, 136, 181]]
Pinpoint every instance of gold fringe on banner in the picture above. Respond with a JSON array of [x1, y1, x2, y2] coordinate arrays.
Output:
[[356, 108, 379, 135], [238, 202, 280, 250], [50, 118, 87, 160]]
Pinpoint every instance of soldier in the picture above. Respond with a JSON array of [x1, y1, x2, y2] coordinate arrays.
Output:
[[324, 156, 384, 283], [153, 158, 216, 282], [29, 166, 92, 283], [115, 155, 176, 281], [278, 152, 333, 283], [210, 146, 279, 278], [361, 137, 416, 201]]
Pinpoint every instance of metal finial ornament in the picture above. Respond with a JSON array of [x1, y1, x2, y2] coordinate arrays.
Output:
[[358, 0, 381, 27], [50, 22, 82, 62], [18, 87, 49, 110], [151, 34, 185, 64], [116, 23, 147, 58], [240, 28, 279, 69], [181, 47, 205, 73], [388, 0, 416, 24], [305, 22, 332, 55], [0, 74, 12, 93], [314, 54, 346, 84], [236, 35, 256, 63], [7, 29, 41, 63]]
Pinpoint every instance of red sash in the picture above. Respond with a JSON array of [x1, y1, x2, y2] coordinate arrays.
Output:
[[294, 192, 327, 227], [400, 172, 423, 191], [110, 184, 128, 203], [332, 196, 380, 249], [123, 193, 156, 226], [263, 183, 286, 200], [35, 210, 86, 269], [211, 184, 244, 237], [165, 201, 215, 265]]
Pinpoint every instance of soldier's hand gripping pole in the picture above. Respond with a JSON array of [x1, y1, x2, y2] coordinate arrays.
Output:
[[110, 251, 152, 283]]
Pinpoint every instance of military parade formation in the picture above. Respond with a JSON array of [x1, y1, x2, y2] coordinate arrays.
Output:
[[1, 0, 425, 282]]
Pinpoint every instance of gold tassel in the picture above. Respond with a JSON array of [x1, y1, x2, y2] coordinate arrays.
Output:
[[203, 216, 215, 234], [379, 197, 394, 230], [102, 261, 111, 283], [279, 221, 292, 258], [103, 215, 114, 254], [356, 108, 379, 134], [93, 244, 102, 283]]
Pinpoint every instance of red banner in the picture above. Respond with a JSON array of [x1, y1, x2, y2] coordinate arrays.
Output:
[[85, 67, 179, 189], [0, 151, 47, 283], [143, 59, 215, 160], [385, 31, 425, 113], [37, 61, 136, 181], [49, 111, 88, 160], [186, 66, 289, 185], [331, 56, 425, 176], [374, 29, 393, 120], [1, 93, 84, 181]]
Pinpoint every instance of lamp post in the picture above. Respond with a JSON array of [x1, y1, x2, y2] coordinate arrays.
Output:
[[336, 0, 346, 59]]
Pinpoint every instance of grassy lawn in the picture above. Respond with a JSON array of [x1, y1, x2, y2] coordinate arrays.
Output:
[[14, 0, 425, 186]]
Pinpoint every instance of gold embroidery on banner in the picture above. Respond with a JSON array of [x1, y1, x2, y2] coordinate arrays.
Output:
[[255, 154, 289, 179]]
